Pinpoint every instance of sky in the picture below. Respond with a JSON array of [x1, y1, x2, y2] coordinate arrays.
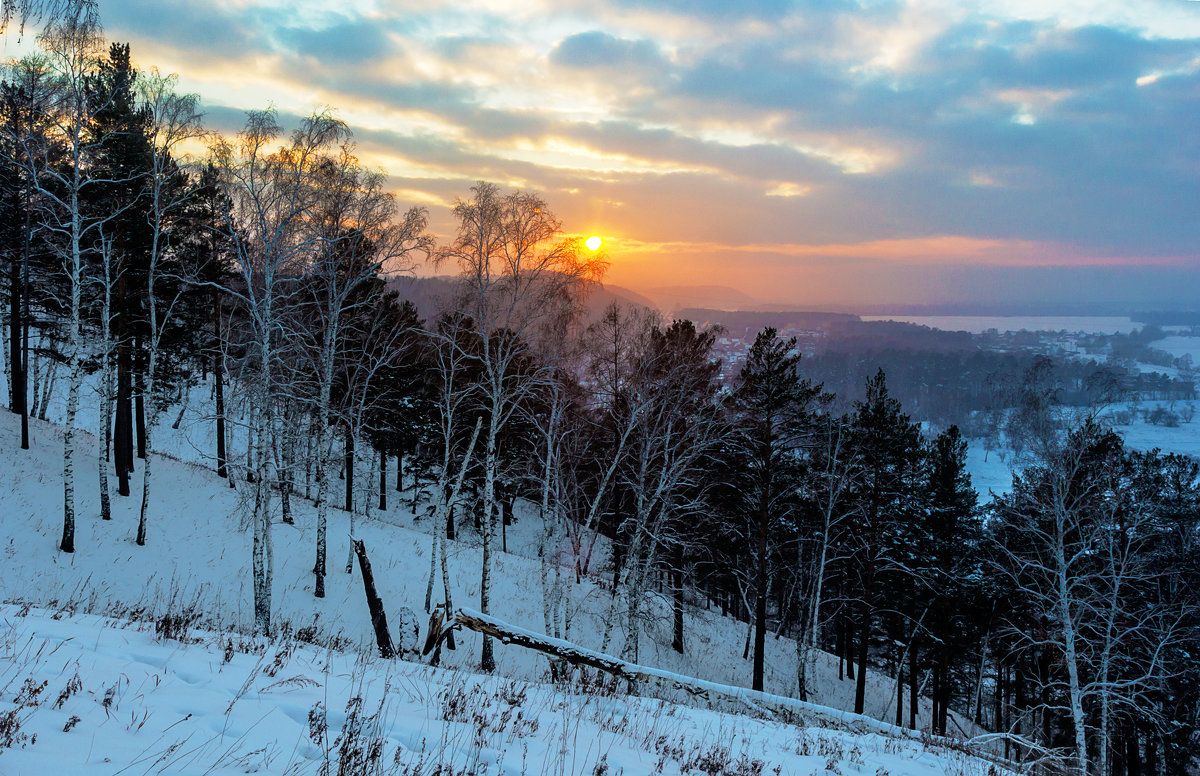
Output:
[[8, 0, 1200, 310]]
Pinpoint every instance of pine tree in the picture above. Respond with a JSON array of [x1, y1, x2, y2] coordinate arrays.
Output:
[[726, 327, 823, 691], [845, 369, 924, 714]]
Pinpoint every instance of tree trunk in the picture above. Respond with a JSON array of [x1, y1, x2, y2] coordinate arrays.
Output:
[[344, 426, 354, 513], [909, 640, 918, 729], [378, 450, 387, 511], [61, 353, 80, 554], [753, 487, 769, 692], [672, 561, 685, 654], [214, 343, 227, 479], [135, 362, 146, 459], [19, 305, 28, 450], [352, 539, 395, 659], [8, 243, 22, 426], [115, 315, 132, 496], [480, 417, 498, 673], [854, 558, 873, 715]]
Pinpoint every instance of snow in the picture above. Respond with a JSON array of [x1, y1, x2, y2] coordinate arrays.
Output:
[[964, 444, 1015, 498], [0, 397, 981, 751], [0, 604, 1011, 775], [1150, 335, 1200, 366], [966, 400, 1200, 499]]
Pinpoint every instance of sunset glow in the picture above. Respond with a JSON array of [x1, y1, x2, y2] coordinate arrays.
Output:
[[585, 235, 603, 252], [48, 0, 1200, 309]]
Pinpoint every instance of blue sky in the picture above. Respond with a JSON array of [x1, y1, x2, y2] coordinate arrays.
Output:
[[14, 0, 1200, 308]]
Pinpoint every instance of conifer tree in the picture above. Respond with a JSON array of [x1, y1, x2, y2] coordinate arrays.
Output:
[[727, 327, 823, 691]]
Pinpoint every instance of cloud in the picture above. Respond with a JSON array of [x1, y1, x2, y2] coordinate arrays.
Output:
[[549, 31, 665, 71], [274, 17, 393, 63], [90, 0, 1200, 307]]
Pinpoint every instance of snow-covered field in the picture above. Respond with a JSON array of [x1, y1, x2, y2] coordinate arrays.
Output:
[[1150, 334, 1200, 365], [0, 604, 1008, 775], [966, 399, 1200, 498]]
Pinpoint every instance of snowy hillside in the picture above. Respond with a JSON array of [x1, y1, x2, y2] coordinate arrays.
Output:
[[0, 604, 1009, 776], [0, 406, 952, 728], [0, 404, 1015, 774]]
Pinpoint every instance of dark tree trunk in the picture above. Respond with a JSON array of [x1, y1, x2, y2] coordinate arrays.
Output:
[[931, 658, 941, 735], [351, 539, 395, 659], [753, 487, 768, 692], [994, 655, 1003, 735], [396, 453, 403, 492], [135, 362, 146, 460], [9, 243, 22, 422], [938, 649, 950, 734], [845, 616, 856, 680], [1126, 723, 1142, 776], [344, 427, 354, 512], [19, 312, 28, 450], [909, 640, 918, 729], [378, 451, 387, 511], [15, 173, 31, 450], [214, 351, 227, 478], [854, 558, 873, 715], [672, 547, 685, 654], [115, 311, 133, 496]]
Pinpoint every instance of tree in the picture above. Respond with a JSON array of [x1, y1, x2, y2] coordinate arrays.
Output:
[[601, 319, 724, 665], [132, 66, 205, 545], [0, 54, 56, 452], [85, 41, 152, 500], [1, 0, 94, 35], [845, 370, 924, 714], [211, 107, 349, 634], [296, 142, 428, 598], [436, 181, 603, 672], [726, 327, 823, 691], [990, 420, 1121, 775], [920, 424, 982, 733], [24, 8, 113, 553], [797, 409, 856, 700]]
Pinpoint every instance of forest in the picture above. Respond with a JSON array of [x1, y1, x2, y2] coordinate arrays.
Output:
[[2, 5, 1199, 776]]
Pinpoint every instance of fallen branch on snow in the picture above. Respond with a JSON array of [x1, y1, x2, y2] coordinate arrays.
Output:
[[440, 607, 1031, 773]]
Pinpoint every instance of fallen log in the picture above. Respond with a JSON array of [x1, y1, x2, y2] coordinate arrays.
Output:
[[352, 538, 395, 659], [447, 607, 1027, 773]]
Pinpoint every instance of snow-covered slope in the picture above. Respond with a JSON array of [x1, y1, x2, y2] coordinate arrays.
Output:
[[0, 406, 955, 730], [0, 604, 1008, 775], [0, 393, 1020, 776]]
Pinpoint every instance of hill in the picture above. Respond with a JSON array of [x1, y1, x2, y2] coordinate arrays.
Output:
[[0, 391, 1011, 774]]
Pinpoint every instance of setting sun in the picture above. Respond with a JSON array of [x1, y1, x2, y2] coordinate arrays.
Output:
[[585, 235, 603, 251]]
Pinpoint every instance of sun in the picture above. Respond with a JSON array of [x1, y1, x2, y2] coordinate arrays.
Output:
[[585, 235, 603, 251]]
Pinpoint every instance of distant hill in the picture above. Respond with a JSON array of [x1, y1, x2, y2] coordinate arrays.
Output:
[[675, 308, 858, 336], [387, 275, 659, 324], [644, 285, 759, 312], [673, 308, 978, 354]]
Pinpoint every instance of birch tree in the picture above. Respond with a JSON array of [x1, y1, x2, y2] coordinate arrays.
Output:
[[299, 145, 429, 597], [212, 107, 348, 634], [23, 8, 110, 553], [436, 181, 603, 672], [132, 67, 204, 545]]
